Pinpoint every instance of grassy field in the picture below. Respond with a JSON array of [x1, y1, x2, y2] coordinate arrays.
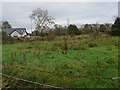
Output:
[[2, 35, 119, 88]]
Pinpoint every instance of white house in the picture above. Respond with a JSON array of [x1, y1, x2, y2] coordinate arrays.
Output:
[[3, 28, 28, 38]]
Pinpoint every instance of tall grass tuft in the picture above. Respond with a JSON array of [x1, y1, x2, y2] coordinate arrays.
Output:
[[62, 37, 68, 54], [33, 48, 41, 58], [88, 42, 97, 47], [11, 52, 16, 61]]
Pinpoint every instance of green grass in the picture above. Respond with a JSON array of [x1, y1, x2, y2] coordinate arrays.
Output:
[[2, 35, 119, 88]]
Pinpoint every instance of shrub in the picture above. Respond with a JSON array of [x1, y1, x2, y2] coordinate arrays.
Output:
[[46, 35, 55, 41], [68, 24, 81, 35], [111, 17, 120, 36], [72, 44, 87, 50], [106, 46, 112, 51], [106, 58, 115, 64], [88, 42, 97, 47], [62, 37, 68, 54]]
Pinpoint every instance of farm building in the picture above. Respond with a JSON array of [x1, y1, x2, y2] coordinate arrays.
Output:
[[3, 28, 28, 37]]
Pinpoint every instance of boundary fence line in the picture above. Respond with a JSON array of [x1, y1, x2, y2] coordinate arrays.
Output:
[[1, 73, 66, 89], [3, 64, 119, 80]]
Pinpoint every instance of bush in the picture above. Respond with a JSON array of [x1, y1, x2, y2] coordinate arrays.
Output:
[[72, 44, 87, 50], [2, 33, 14, 44], [46, 35, 55, 41], [88, 42, 97, 47], [31, 30, 48, 37], [111, 17, 120, 36], [68, 24, 81, 35]]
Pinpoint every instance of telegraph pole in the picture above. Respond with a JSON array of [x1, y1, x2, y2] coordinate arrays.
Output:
[[31, 18, 32, 33]]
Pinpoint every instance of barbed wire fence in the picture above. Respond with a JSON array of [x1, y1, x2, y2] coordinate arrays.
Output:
[[3, 64, 119, 80], [1, 64, 119, 89], [1, 73, 66, 89]]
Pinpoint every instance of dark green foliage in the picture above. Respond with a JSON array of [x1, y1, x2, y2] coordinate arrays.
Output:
[[111, 17, 120, 36], [31, 30, 48, 36], [83, 24, 92, 34], [39, 32, 48, 37], [2, 21, 12, 29], [53, 24, 67, 36], [2, 31, 13, 44], [81, 24, 112, 35], [104, 24, 112, 34], [31, 30, 40, 36], [98, 24, 112, 34], [68, 24, 80, 35], [88, 42, 97, 47], [98, 24, 107, 32]]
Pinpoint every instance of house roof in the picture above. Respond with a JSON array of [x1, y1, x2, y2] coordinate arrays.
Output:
[[3, 28, 27, 35]]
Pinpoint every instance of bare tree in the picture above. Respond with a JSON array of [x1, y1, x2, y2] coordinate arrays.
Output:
[[29, 8, 55, 33]]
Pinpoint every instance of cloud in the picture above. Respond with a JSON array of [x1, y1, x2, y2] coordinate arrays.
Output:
[[1, 0, 120, 2], [2, 2, 118, 32]]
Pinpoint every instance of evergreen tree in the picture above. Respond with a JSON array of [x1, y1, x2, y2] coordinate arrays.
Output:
[[2, 21, 12, 29], [111, 17, 120, 36], [68, 24, 80, 35]]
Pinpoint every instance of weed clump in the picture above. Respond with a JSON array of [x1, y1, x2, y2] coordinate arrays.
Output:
[[61, 37, 68, 54], [88, 42, 97, 47]]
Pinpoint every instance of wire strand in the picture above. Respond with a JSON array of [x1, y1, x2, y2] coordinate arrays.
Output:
[[1, 73, 66, 89]]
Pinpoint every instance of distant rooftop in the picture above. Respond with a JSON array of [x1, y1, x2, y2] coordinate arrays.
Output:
[[3, 28, 26, 35]]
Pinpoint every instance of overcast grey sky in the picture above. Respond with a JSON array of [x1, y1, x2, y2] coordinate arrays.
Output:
[[2, 2, 118, 32]]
